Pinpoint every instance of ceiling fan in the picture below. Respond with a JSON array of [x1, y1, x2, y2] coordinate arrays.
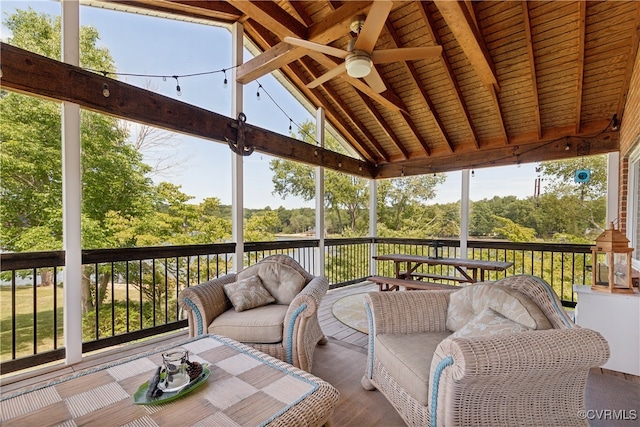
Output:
[[283, 1, 442, 94]]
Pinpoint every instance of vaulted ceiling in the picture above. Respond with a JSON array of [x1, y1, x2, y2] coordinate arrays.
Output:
[[8, 1, 640, 178]]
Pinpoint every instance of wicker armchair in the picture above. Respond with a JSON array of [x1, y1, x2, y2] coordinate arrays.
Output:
[[361, 275, 610, 427], [178, 255, 328, 372]]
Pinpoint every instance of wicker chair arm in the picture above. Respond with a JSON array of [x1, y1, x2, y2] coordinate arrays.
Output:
[[429, 328, 610, 426], [365, 290, 455, 335], [178, 273, 237, 336]]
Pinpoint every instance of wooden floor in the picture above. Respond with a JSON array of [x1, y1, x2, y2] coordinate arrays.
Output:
[[2, 282, 638, 427]]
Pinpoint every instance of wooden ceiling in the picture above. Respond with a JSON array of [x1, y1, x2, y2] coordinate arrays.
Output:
[[9, 1, 640, 178]]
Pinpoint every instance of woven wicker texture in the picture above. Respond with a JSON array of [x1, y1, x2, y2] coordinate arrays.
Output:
[[179, 255, 328, 372], [363, 275, 610, 427], [0, 335, 339, 427]]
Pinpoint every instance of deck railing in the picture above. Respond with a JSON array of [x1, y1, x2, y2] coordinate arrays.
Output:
[[1, 237, 592, 373]]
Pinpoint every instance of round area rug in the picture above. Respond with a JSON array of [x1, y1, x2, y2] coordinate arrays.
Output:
[[332, 293, 369, 334]]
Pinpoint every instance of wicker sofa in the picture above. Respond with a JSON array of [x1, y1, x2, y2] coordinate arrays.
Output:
[[178, 255, 328, 372], [361, 275, 610, 427]]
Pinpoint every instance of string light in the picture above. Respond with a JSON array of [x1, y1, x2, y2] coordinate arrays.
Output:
[[102, 83, 110, 98], [173, 76, 181, 96], [223, 69, 228, 88], [471, 169, 475, 177], [289, 119, 292, 131], [256, 84, 261, 100]]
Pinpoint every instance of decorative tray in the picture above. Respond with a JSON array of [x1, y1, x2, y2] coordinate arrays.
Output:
[[133, 364, 210, 405]]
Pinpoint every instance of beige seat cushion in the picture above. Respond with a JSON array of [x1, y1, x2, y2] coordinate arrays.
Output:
[[208, 304, 288, 343], [446, 283, 552, 331], [375, 331, 452, 406], [238, 260, 306, 304]]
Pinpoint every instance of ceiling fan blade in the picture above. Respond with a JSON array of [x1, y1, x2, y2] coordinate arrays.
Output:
[[308, 63, 347, 89], [283, 36, 348, 59], [354, 1, 393, 52], [362, 67, 387, 93], [372, 46, 443, 63]]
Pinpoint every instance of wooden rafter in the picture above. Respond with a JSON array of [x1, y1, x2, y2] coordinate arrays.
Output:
[[384, 21, 451, 154], [616, 1, 640, 119], [237, 43, 306, 84], [433, 0, 498, 88], [226, 0, 307, 39], [418, 2, 480, 149], [286, 0, 314, 27], [101, 0, 242, 23]]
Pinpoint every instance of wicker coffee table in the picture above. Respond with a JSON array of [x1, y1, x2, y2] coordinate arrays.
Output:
[[0, 334, 339, 426]]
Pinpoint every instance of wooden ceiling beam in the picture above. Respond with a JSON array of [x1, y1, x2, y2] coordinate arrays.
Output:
[[226, 0, 307, 39], [418, 2, 480, 149], [307, 1, 372, 45], [95, 0, 242, 23], [286, 1, 314, 27], [374, 130, 619, 178], [433, 0, 498, 89], [522, 1, 542, 139], [236, 42, 305, 84], [385, 21, 449, 154], [0, 43, 374, 179]]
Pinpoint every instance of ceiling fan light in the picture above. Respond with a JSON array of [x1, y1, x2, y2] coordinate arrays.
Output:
[[346, 52, 372, 78]]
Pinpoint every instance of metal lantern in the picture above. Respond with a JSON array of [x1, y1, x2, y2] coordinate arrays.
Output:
[[591, 222, 634, 293]]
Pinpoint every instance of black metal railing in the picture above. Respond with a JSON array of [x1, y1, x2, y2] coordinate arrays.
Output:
[[1, 238, 592, 374]]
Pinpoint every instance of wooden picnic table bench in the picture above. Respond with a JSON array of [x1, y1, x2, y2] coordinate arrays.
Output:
[[368, 275, 459, 292]]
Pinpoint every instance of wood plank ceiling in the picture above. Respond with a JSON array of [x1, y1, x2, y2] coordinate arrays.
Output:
[[17, 1, 640, 178]]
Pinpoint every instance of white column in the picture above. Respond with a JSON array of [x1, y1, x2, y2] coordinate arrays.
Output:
[[231, 22, 244, 272], [606, 151, 620, 226], [460, 169, 470, 259], [314, 108, 325, 276], [369, 179, 378, 276], [61, 0, 82, 365]]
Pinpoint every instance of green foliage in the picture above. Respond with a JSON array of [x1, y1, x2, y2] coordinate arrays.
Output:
[[491, 216, 537, 242]]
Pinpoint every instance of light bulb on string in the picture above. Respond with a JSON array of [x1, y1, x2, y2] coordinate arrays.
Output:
[[256, 84, 261, 100], [173, 76, 182, 97], [289, 119, 292, 131], [223, 69, 228, 88], [102, 83, 110, 98], [471, 169, 475, 177]]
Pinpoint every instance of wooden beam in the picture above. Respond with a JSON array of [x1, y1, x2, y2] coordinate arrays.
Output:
[[616, 1, 640, 118], [418, 2, 480, 149], [374, 130, 619, 178], [307, 1, 372, 45], [236, 43, 305, 84], [433, 0, 499, 89], [286, 0, 314, 27], [384, 20, 448, 154], [97, 0, 242, 23], [0, 42, 374, 179], [522, 1, 542, 139], [226, 0, 307, 39]]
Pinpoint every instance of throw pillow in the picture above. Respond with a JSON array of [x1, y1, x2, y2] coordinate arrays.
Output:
[[237, 261, 306, 304], [452, 307, 532, 338], [223, 275, 275, 312]]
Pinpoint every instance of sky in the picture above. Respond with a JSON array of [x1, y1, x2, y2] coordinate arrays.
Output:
[[2, 0, 541, 209]]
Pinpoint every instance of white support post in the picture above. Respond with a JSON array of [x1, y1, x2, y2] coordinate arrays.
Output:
[[61, 0, 82, 365], [369, 179, 378, 277], [606, 151, 620, 226], [460, 169, 470, 259], [231, 22, 244, 272], [315, 108, 325, 276]]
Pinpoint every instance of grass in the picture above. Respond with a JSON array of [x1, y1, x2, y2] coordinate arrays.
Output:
[[0, 284, 169, 362]]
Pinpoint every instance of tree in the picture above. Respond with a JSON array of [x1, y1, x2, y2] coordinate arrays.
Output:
[[271, 121, 369, 234]]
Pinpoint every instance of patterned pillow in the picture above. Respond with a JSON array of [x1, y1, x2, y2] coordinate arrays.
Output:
[[452, 307, 532, 338], [223, 275, 275, 312]]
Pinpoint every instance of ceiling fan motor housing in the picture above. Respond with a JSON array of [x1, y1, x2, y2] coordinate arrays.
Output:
[[345, 50, 373, 78]]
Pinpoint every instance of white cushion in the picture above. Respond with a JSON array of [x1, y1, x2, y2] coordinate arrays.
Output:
[[447, 283, 552, 331], [238, 260, 306, 304], [209, 304, 287, 343], [452, 307, 532, 338]]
